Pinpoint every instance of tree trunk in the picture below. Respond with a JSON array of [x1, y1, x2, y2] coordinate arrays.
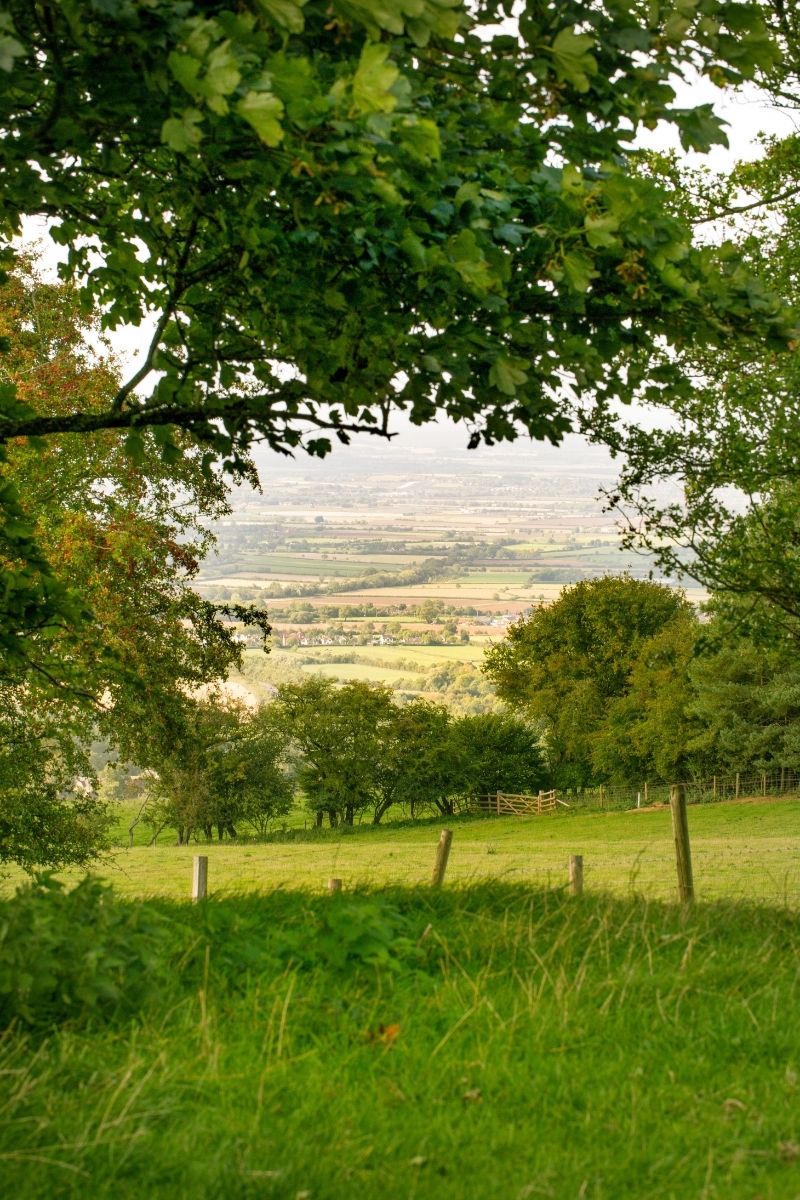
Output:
[[315, 810, 324, 828], [344, 804, 354, 826]]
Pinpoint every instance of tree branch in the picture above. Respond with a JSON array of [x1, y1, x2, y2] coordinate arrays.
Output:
[[110, 215, 200, 413], [693, 184, 800, 225]]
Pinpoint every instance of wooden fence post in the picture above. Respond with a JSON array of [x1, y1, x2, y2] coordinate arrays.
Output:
[[669, 784, 694, 904], [192, 855, 208, 903], [569, 854, 584, 896], [327, 878, 342, 894], [735, 771, 741, 799], [432, 829, 453, 887]]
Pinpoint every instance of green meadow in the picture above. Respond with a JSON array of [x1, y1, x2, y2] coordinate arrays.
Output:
[[2, 799, 798, 1200], [6, 797, 797, 907], [1, 882, 798, 1199]]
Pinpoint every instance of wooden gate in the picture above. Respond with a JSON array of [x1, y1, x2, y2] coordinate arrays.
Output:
[[475, 790, 568, 815]]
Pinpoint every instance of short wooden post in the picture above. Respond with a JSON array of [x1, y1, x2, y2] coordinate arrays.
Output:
[[431, 829, 453, 887], [192, 855, 208, 903], [712, 775, 716, 801], [735, 771, 740, 799], [569, 854, 583, 896], [327, 877, 342, 893], [644, 781, 649, 804], [496, 791, 500, 815], [669, 784, 694, 904]]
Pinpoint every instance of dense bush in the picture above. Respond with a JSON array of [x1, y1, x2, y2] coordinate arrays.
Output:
[[0, 877, 434, 1032], [0, 876, 182, 1030]]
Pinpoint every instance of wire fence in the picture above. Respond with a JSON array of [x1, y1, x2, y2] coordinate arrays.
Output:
[[558, 768, 800, 813]]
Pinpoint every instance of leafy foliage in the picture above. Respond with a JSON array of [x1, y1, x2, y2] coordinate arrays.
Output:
[[0, 0, 795, 644], [590, 117, 800, 633], [451, 712, 549, 797], [145, 694, 294, 842], [0, 875, 180, 1030], [483, 576, 691, 785], [0, 875, 433, 1032], [275, 677, 398, 824], [0, 263, 266, 869]]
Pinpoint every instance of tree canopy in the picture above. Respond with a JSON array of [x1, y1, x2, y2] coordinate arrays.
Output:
[[0, 264, 261, 868], [482, 576, 691, 785], [582, 12, 800, 633], [0, 0, 792, 458]]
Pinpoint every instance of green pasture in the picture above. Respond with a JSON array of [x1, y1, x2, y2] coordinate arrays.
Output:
[[12, 798, 797, 907], [299, 643, 487, 666], [223, 555, 376, 577], [2, 877, 799, 1199], [449, 569, 531, 585], [299, 661, 419, 685]]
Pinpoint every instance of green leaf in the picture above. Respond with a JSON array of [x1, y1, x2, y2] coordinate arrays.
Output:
[[454, 181, 482, 208], [123, 429, 146, 465], [267, 52, 329, 128], [352, 43, 400, 115], [561, 250, 596, 293], [203, 41, 241, 114], [399, 118, 440, 163], [401, 231, 427, 271], [446, 229, 495, 294], [168, 51, 202, 94], [161, 108, 204, 152], [237, 91, 285, 145], [549, 27, 597, 93], [0, 32, 25, 72], [663, 12, 694, 42], [255, 0, 306, 33], [489, 355, 529, 396], [584, 213, 620, 250], [674, 104, 728, 153], [494, 223, 528, 247]]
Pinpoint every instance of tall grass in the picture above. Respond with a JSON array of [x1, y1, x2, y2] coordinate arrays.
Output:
[[1, 879, 799, 1198]]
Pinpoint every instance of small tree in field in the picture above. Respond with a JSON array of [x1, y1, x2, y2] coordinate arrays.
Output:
[[275, 678, 396, 826], [452, 713, 549, 801], [146, 696, 293, 842], [374, 700, 465, 822], [483, 576, 690, 787]]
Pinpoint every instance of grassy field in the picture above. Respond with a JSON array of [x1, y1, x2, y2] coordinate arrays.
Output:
[[9, 798, 797, 907], [300, 661, 419, 685], [1, 874, 798, 1198], [290, 643, 489, 666]]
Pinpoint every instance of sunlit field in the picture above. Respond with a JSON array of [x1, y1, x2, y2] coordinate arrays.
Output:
[[6, 798, 796, 908]]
